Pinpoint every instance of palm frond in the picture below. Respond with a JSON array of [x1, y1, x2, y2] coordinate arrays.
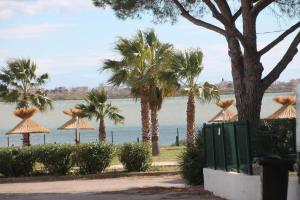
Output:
[[197, 82, 220, 103], [171, 49, 204, 87], [107, 69, 128, 86], [76, 88, 125, 124], [36, 73, 49, 86], [30, 90, 53, 111], [106, 104, 125, 124], [0, 58, 52, 111], [2, 89, 20, 103]]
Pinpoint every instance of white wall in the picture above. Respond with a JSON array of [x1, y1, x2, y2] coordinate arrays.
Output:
[[204, 168, 299, 200], [297, 84, 300, 151], [288, 176, 300, 200], [204, 168, 261, 200]]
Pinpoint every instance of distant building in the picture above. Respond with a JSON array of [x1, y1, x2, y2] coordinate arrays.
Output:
[[54, 87, 68, 93], [70, 87, 89, 93]]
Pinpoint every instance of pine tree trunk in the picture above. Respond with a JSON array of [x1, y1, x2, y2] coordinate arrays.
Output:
[[99, 117, 106, 142], [227, 35, 264, 134], [227, 36, 262, 121], [22, 133, 30, 146], [186, 93, 195, 147], [140, 86, 151, 143], [151, 107, 160, 156]]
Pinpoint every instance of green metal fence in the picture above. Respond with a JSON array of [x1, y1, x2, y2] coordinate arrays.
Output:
[[203, 119, 296, 175], [203, 121, 253, 174]]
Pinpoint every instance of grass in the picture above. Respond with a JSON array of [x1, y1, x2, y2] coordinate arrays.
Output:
[[111, 145, 185, 165], [152, 146, 185, 162]]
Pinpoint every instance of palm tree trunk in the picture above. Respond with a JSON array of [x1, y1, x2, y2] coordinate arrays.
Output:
[[187, 93, 195, 147], [22, 133, 30, 146], [151, 107, 160, 156], [140, 86, 151, 143], [99, 117, 106, 142]]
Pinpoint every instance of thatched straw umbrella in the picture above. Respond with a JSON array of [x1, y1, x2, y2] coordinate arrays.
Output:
[[6, 107, 49, 146], [267, 96, 296, 119], [58, 108, 94, 144], [209, 99, 238, 122]]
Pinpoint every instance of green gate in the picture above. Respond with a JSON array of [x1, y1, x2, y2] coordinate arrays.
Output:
[[203, 121, 253, 175]]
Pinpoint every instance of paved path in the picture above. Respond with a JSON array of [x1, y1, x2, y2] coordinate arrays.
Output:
[[0, 175, 223, 200], [0, 175, 185, 194]]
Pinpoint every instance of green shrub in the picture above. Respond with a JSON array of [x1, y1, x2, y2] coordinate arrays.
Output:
[[75, 142, 115, 174], [252, 119, 296, 156], [34, 144, 75, 175], [0, 147, 35, 177], [119, 143, 152, 172], [179, 131, 205, 185], [0, 148, 11, 176]]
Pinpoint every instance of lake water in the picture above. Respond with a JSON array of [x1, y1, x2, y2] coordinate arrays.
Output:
[[0, 93, 291, 147]]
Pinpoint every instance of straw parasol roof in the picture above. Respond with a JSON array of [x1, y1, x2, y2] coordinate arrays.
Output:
[[58, 108, 94, 130], [209, 99, 238, 122], [58, 118, 94, 130], [6, 107, 49, 135], [267, 96, 296, 119], [63, 108, 82, 117]]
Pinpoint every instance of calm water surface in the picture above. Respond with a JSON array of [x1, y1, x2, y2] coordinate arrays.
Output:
[[0, 93, 291, 147]]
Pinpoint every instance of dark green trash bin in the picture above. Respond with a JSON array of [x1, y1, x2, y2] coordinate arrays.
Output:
[[256, 155, 295, 200]]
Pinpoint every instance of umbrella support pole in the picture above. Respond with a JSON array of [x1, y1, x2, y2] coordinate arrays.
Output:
[[75, 116, 80, 144], [22, 133, 30, 146], [75, 129, 80, 144]]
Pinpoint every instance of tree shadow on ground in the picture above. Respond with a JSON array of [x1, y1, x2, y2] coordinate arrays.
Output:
[[0, 186, 225, 200]]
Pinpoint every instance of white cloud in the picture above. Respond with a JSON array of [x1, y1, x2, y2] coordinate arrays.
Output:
[[0, 7, 13, 19], [34, 51, 115, 75], [0, 23, 74, 39], [0, 0, 93, 19]]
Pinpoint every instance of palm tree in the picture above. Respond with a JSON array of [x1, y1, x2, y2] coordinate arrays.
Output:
[[145, 32, 177, 155], [148, 80, 178, 155], [76, 88, 124, 142], [103, 30, 174, 144], [170, 49, 220, 146], [0, 58, 52, 146], [0, 58, 52, 111]]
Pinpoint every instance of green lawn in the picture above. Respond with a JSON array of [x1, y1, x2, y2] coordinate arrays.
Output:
[[152, 146, 185, 162], [111, 145, 185, 165]]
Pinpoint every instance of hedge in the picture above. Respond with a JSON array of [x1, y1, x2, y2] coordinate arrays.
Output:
[[75, 142, 115, 174], [0, 147, 35, 177], [0, 143, 115, 177], [34, 144, 75, 175], [119, 143, 152, 172]]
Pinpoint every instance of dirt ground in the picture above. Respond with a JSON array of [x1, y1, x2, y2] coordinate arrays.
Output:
[[0, 175, 224, 200]]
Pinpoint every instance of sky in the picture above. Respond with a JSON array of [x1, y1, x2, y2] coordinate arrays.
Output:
[[0, 0, 299, 89]]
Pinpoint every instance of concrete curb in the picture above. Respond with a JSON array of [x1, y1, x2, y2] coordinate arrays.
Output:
[[0, 171, 181, 184]]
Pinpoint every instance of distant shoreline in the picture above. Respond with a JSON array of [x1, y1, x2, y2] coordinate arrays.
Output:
[[0, 90, 293, 102], [48, 90, 294, 101]]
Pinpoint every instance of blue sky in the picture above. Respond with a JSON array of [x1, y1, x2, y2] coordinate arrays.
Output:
[[0, 0, 299, 89]]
